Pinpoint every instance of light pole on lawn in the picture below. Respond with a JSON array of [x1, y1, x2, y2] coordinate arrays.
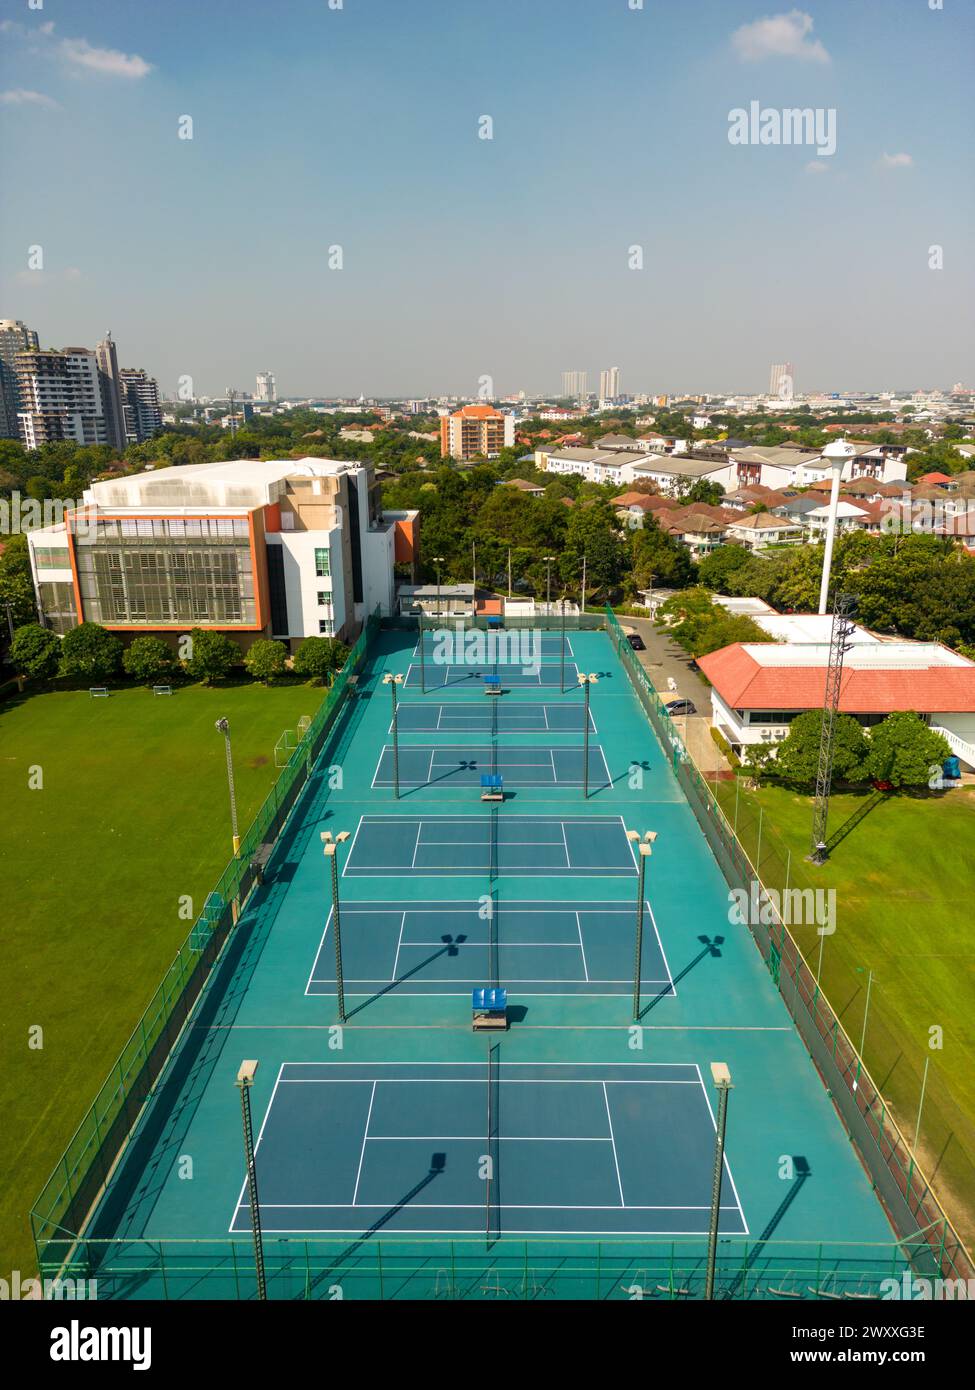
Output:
[[625, 829, 658, 1020], [382, 673, 404, 799], [235, 1059, 267, 1300], [215, 718, 240, 855], [321, 830, 351, 1022], [577, 673, 599, 798], [705, 1062, 733, 1301]]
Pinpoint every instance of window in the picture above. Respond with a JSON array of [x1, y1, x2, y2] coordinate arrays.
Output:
[[317, 591, 333, 609], [318, 618, 334, 635], [314, 547, 330, 578], [34, 547, 71, 569]]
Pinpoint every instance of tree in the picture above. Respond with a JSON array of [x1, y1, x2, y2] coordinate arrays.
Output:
[[773, 710, 870, 788], [245, 638, 288, 684], [292, 635, 350, 685], [59, 622, 123, 682], [697, 544, 752, 593], [0, 534, 37, 629], [122, 636, 178, 685], [183, 628, 240, 684], [867, 712, 952, 788], [655, 587, 775, 658], [9, 623, 60, 681]]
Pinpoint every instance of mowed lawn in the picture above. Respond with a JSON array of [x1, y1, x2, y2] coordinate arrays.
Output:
[[0, 680, 325, 1276], [717, 780, 975, 1250]]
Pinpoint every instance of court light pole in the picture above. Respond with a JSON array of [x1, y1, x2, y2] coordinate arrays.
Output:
[[578, 673, 599, 798], [543, 555, 556, 613], [433, 556, 445, 621], [383, 673, 404, 799], [419, 610, 427, 693], [321, 830, 351, 1022], [235, 1059, 267, 1300], [625, 830, 658, 1020], [559, 593, 567, 693], [215, 718, 240, 855], [705, 1062, 733, 1301]]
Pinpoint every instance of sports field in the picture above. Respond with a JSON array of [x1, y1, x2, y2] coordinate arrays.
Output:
[[718, 780, 975, 1248], [0, 681, 325, 1278], [47, 626, 912, 1299]]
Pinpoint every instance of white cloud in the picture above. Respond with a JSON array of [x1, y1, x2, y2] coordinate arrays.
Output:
[[60, 37, 152, 79], [0, 88, 61, 109], [879, 152, 914, 169], [731, 9, 830, 63], [805, 160, 830, 175]]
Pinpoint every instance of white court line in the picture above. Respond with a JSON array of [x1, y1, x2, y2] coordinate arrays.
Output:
[[410, 821, 422, 869], [280, 1077, 700, 1085], [602, 1082, 626, 1207], [389, 911, 407, 980], [560, 820, 571, 868], [575, 911, 590, 981], [350, 1081, 377, 1207], [363, 1134, 613, 1142]]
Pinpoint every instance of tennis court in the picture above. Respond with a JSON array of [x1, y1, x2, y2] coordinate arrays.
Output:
[[229, 1060, 746, 1237], [413, 632, 574, 662], [393, 702, 595, 734], [343, 814, 637, 877], [371, 744, 611, 791], [305, 898, 673, 997], [405, 663, 579, 689]]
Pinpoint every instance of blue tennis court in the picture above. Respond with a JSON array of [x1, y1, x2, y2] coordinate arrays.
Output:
[[405, 663, 579, 689], [393, 702, 595, 734], [372, 744, 610, 790], [306, 898, 673, 997], [413, 632, 574, 662], [343, 814, 637, 877], [229, 1060, 747, 1237]]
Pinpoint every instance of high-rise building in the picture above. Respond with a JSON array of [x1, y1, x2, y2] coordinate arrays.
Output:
[[439, 403, 516, 459], [95, 333, 127, 451], [599, 367, 620, 400], [561, 370, 587, 399], [119, 368, 162, 443], [769, 362, 795, 399], [0, 318, 40, 438], [15, 348, 105, 449], [255, 371, 277, 403]]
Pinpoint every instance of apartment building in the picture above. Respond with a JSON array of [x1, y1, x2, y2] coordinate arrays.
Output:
[[15, 348, 106, 448], [119, 368, 163, 443], [0, 318, 40, 438], [25, 457, 414, 648], [439, 403, 515, 459]]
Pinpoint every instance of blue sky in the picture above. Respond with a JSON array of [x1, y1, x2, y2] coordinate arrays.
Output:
[[1, 0, 972, 398]]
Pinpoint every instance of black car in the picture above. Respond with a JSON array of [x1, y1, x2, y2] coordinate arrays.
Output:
[[625, 632, 646, 651], [664, 698, 697, 716]]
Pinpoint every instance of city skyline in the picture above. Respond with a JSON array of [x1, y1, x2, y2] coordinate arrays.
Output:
[[1, 0, 973, 397]]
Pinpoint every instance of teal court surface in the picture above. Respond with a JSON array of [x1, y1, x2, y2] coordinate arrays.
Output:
[[70, 624, 907, 1298]]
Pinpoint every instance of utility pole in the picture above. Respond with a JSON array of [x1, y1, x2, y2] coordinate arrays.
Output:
[[808, 592, 858, 864]]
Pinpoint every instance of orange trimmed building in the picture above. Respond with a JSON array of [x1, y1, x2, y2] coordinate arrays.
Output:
[[440, 404, 515, 460]]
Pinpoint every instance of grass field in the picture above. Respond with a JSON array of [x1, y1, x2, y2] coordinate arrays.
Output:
[[0, 680, 325, 1277], [716, 779, 975, 1249]]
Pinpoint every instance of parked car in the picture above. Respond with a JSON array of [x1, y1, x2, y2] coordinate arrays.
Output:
[[625, 632, 646, 651], [664, 698, 697, 716]]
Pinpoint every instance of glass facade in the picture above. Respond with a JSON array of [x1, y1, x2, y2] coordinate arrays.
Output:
[[73, 517, 256, 626], [37, 581, 76, 635]]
